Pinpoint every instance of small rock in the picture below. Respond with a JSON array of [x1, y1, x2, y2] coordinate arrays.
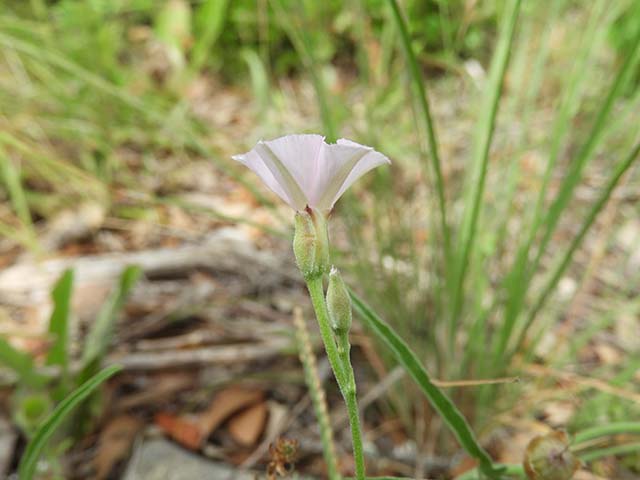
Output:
[[123, 438, 254, 480]]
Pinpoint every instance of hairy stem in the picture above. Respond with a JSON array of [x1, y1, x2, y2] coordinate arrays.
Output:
[[306, 275, 366, 480]]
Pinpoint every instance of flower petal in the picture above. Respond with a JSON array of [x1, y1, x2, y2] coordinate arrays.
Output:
[[233, 135, 389, 212], [313, 139, 390, 210], [232, 150, 295, 207], [311, 142, 370, 210], [332, 139, 390, 204], [256, 134, 325, 210]]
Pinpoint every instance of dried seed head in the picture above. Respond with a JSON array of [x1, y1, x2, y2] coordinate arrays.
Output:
[[523, 430, 580, 480]]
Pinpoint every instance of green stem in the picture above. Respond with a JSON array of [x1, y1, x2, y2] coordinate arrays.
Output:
[[343, 364, 366, 480], [306, 276, 366, 480], [307, 276, 348, 389]]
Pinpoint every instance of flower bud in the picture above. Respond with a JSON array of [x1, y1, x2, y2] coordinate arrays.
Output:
[[293, 211, 317, 278], [523, 430, 580, 480], [326, 267, 352, 335], [311, 212, 331, 275]]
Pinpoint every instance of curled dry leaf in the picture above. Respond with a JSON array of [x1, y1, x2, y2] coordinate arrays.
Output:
[[94, 415, 143, 480], [228, 401, 268, 447], [198, 386, 264, 445], [155, 386, 264, 450], [154, 412, 203, 450]]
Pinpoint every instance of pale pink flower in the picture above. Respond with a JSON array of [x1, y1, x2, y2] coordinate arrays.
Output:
[[233, 134, 390, 212]]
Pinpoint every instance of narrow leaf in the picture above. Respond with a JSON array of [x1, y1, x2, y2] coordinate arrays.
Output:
[[191, 0, 230, 73], [81, 266, 141, 370], [531, 20, 640, 273], [574, 422, 640, 444], [350, 291, 503, 478], [386, 0, 450, 259], [46, 269, 74, 375], [0, 337, 39, 385], [450, 0, 522, 342], [516, 141, 640, 351], [270, 0, 337, 141], [17, 365, 121, 480], [0, 146, 32, 228]]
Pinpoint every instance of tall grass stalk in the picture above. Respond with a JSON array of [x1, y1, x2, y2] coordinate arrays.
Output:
[[514, 140, 640, 355], [0, 29, 280, 217], [529, 22, 640, 275], [494, 0, 632, 364], [269, 0, 338, 142], [449, 0, 522, 350], [387, 0, 451, 264]]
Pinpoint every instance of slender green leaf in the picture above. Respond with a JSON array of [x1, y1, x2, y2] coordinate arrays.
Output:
[[450, 0, 522, 346], [515, 141, 640, 352], [17, 365, 121, 480], [496, 0, 613, 365], [191, 0, 230, 73], [0, 337, 40, 385], [241, 49, 270, 115], [270, 0, 337, 141], [386, 0, 450, 261], [530, 19, 640, 274], [579, 442, 640, 463], [350, 291, 503, 478], [45, 269, 74, 376], [0, 32, 276, 214], [0, 146, 32, 228], [574, 422, 640, 444], [81, 266, 141, 371], [155, 0, 192, 68]]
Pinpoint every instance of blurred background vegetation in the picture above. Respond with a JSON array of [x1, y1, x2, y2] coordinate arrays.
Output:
[[1, 0, 640, 478]]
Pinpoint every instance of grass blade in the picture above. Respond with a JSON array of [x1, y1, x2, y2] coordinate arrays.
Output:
[[0, 338, 42, 386], [81, 266, 141, 372], [45, 269, 74, 377], [496, 0, 612, 365], [530, 21, 640, 275], [449, 0, 522, 344], [579, 442, 640, 464], [191, 0, 230, 73], [350, 290, 503, 478], [386, 0, 450, 260], [17, 365, 121, 480], [574, 422, 640, 444], [0, 147, 31, 227], [269, 0, 337, 141], [514, 141, 640, 353], [0, 32, 277, 214]]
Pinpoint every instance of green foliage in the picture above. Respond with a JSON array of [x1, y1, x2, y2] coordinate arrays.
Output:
[[1, 0, 639, 473], [609, 0, 640, 90], [0, 266, 140, 476], [18, 365, 122, 480], [351, 291, 503, 478], [80, 265, 142, 378], [46, 269, 74, 376]]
